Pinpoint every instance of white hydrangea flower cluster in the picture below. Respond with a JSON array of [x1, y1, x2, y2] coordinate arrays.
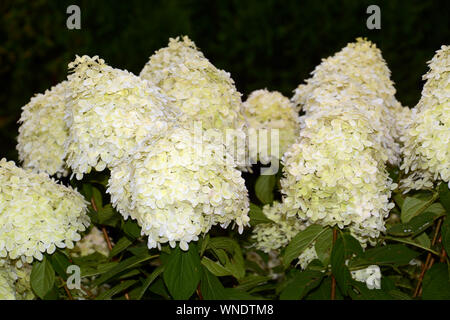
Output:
[[108, 127, 250, 251], [281, 107, 396, 246], [252, 201, 307, 253], [140, 36, 246, 133], [296, 245, 319, 270], [351, 265, 382, 290], [65, 55, 177, 180], [292, 38, 407, 165], [0, 159, 90, 265], [0, 259, 34, 300], [400, 45, 450, 191], [71, 227, 110, 257], [242, 89, 300, 163], [17, 80, 69, 177]]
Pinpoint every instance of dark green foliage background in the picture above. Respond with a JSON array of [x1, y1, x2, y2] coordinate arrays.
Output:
[[1, 0, 449, 161]]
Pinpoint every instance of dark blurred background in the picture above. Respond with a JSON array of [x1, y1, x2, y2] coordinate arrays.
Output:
[[1, 0, 449, 161]]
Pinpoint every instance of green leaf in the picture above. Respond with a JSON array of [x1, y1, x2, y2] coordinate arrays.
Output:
[[441, 218, 450, 258], [306, 277, 343, 300], [388, 203, 446, 237], [422, 263, 450, 300], [91, 185, 103, 209], [235, 275, 272, 292], [206, 237, 245, 279], [199, 234, 209, 256], [388, 289, 412, 300], [314, 228, 333, 265], [331, 234, 363, 295], [49, 251, 71, 280], [255, 174, 276, 204], [283, 225, 327, 268], [95, 280, 138, 300], [201, 256, 232, 277], [349, 244, 419, 268], [280, 270, 324, 300], [393, 193, 405, 210], [200, 268, 227, 300], [98, 204, 121, 227], [94, 253, 156, 285], [222, 288, 263, 300], [109, 237, 133, 258], [249, 203, 273, 226], [163, 243, 202, 300], [414, 232, 431, 248], [438, 182, 450, 213], [349, 281, 392, 300], [131, 265, 165, 300], [30, 256, 55, 299], [149, 278, 171, 299], [401, 194, 437, 223], [123, 219, 141, 239]]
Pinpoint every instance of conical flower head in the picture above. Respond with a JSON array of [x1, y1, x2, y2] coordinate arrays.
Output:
[[108, 126, 250, 251], [140, 36, 245, 133], [400, 45, 450, 191], [65, 55, 177, 179]]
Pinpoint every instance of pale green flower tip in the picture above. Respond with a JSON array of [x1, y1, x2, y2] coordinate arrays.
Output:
[[140, 36, 244, 134]]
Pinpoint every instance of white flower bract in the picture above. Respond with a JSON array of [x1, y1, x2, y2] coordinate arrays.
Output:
[[351, 265, 382, 290]]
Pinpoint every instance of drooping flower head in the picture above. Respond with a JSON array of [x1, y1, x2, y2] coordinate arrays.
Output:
[[0, 159, 90, 265], [281, 107, 396, 246], [242, 89, 300, 163], [17, 80, 69, 177], [140, 36, 245, 133], [65, 55, 176, 179], [400, 45, 450, 191], [108, 126, 250, 251], [292, 38, 404, 165]]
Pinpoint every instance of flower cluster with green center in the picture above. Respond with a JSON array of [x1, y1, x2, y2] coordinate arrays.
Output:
[[242, 89, 300, 164], [17, 80, 69, 177], [0, 159, 90, 265], [108, 126, 250, 251], [140, 36, 246, 134], [65, 55, 177, 180], [400, 45, 450, 191]]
